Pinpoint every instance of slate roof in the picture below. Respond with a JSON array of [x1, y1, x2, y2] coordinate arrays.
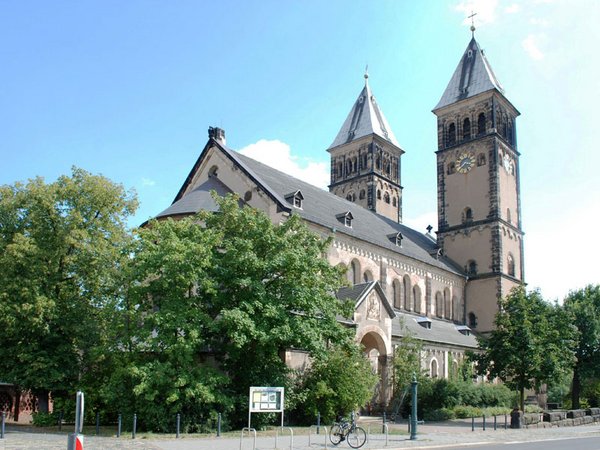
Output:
[[160, 138, 465, 276], [434, 37, 504, 111], [329, 77, 401, 150], [392, 310, 479, 348], [156, 175, 233, 218]]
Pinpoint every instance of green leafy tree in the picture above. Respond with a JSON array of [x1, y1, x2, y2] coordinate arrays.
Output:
[[296, 346, 378, 424], [0, 168, 137, 415], [563, 285, 600, 408], [471, 286, 576, 412], [114, 193, 357, 428]]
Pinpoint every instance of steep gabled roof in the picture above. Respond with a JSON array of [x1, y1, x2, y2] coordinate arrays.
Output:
[[336, 281, 396, 319], [434, 37, 504, 111], [329, 76, 401, 150], [159, 138, 465, 276]]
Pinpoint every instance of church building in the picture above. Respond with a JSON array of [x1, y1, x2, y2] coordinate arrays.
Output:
[[153, 35, 525, 407]]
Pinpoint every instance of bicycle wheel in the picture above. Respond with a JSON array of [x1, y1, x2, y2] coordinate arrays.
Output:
[[329, 423, 343, 445], [347, 426, 367, 449]]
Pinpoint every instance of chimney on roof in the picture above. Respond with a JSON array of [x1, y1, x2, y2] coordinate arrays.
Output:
[[208, 126, 226, 145]]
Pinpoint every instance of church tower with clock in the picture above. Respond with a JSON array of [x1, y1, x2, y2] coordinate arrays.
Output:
[[433, 35, 525, 333]]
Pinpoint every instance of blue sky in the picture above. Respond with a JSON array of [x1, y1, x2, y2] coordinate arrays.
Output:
[[1, 0, 598, 302]]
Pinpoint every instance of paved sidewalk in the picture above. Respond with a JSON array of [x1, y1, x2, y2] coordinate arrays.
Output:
[[0, 421, 599, 450]]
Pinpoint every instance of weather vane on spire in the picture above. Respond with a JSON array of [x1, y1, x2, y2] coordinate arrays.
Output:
[[468, 11, 477, 37], [364, 64, 369, 85]]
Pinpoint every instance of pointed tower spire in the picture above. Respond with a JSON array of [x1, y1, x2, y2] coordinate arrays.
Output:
[[329, 74, 400, 150], [433, 37, 504, 111]]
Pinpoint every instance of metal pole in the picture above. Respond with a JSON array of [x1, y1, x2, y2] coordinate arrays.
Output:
[[408, 414, 411, 433], [176, 413, 180, 438], [494, 415, 497, 430], [483, 414, 486, 431], [471, 416, 475, 431], [117, 414, 122, 437], [504, 414, 507, 430], [58, 411, 63, 431], [410, 374, 418, 440], [132, 413, 137, 439], [317, 412, 320, 435], [383, 411, 387, 433], [1, 411, 5, 439], [217, 413, 221, 437], [96, 411, 100, 435]]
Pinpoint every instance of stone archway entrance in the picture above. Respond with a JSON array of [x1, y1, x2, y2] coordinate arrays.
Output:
[[359, 329, 392, 411]]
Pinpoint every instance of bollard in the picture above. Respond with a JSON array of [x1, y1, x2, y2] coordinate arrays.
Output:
[[410, 374, 418, 440], [58, 411, 63, 431], [1, 411, 5, 439], [132, 413, 137, 439], [217, 413, 221, 437], [483, 414, 486, 431], [176, 413, 180, 439], [383, 411, 387, 433], [408, 414, 411, 433], [117, 414, 122, 437], [471, 416, 475, 431], [504, 414, 508, 430], [494, 415, 497, 430], [317, 411, 320, 435], [96, 411, 100, 435]]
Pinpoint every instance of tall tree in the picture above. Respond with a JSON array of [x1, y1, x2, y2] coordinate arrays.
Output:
[[471, 287, 576, 411], [114, 193, 357, 428], [563, 285, 600, 408], [0, 168, 137, 415]]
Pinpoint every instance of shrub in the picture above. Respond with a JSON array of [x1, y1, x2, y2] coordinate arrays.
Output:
[[424, 408, 455, 421], [32, 412, 58, 427]]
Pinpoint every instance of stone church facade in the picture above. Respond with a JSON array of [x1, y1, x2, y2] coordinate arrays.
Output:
[[152, 36, 525, 408]]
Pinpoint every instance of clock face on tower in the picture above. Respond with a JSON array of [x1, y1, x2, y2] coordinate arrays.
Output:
[[456, 152, 475, 173]]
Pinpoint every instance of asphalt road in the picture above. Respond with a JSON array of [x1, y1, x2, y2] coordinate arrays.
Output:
[[429, 436, 600, 450]]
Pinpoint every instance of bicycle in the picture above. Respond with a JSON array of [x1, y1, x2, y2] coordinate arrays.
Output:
[[329, 414, 367, 448]]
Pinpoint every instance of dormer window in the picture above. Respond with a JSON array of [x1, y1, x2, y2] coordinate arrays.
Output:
[[388, 232, 403, 247], [416, 316, 432, 329], [285, 190, 304, 209], [456, 325, 472, 336], [336, 211, 354, 228]]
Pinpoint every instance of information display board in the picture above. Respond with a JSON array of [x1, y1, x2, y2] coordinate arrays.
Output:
[[248, 386, 285, 427]]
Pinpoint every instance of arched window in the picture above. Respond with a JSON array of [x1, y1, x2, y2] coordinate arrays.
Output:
[[413, 285, 421, 313], [477, 112, 486, 136], [430, 358, 439, 378], [444, 288, 452, 320], [403, 275, 411, 311], [452, 295, 459, 322], [376, 156, 381, 170], [359, 189, 366, 200], [393, 279, 401, 309], [362, 153, 368, 168], [467, 260, 477, 275], [468, 312, 477, 328], [507, 253, 515, 277], [353, 157, 358, 172], [384, 192, 390, 204], [463, 117, 471, 140], [392, 197, 397, 207], [338, 162, 343, 178], [477, 153, 486, 166], [463, 207, 473, 223], [448, 162, 456, 174], [208, 165, 219, 177], [363, 270, 373, 282], [435, 292, 443, 318], [447, 123, 456, 146], [350, 259, 361, 285], [377, 190, 381, 200]]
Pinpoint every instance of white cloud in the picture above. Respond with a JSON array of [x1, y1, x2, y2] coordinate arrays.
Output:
[[403, 211, 438, 236], [454, 0, 499, 26], [525, 202, 600, 302], [239, 139, 329, 189], [522, 34, 545, 60], [505, 3, 521, 13], [141, 177, 156, 187], [530, 17, 550, 26]]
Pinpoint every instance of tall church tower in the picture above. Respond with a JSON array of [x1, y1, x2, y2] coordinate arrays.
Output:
[[328, 73, 404, 223], [433, 37, 525, 333]]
